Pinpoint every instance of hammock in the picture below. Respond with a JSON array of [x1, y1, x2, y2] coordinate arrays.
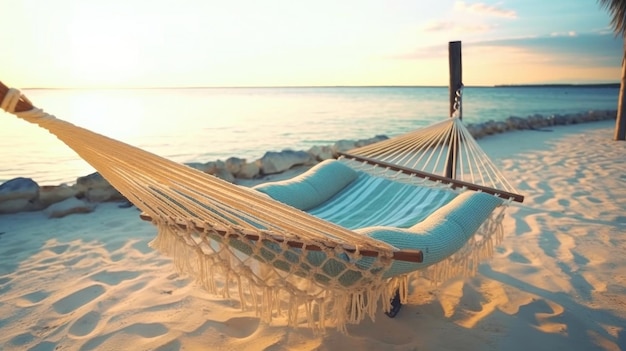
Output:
[[0, 82, 523, 332]]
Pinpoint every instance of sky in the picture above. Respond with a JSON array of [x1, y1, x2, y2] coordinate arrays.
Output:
[[0, 0, 622, 88]]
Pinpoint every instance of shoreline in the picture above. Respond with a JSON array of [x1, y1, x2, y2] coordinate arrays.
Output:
[[0, 110, 617, 217]]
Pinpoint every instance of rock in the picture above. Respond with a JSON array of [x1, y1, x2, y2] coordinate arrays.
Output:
[[85, 188, 123, 202], [465, 124, 485, 139], [185, 162, 214, 173], [214, 168, 236, 183], [236, 161, 260, 179], [355, 135, 388, 147], [39, 184, 79, 208], [44, 197, 95, 218], [0, 177, 39, 202], [0, 198, 40, 214], [260, 150, 312, 174], [226, 157, 246, 175], [308, 145, 334, 161], [203, 160, 225, 175], [76, 172, 108, 190], [332, 140, 357, 154], [506, 116, 530, 130], [75, 172, 124, 202], [0, 178, 42, 213]]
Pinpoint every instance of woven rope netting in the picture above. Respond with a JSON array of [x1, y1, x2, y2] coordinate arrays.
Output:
[[343, 115, 518, 196], [1, 85, 518, 332]]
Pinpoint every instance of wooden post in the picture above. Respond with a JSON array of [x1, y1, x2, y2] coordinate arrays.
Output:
[[449, 41, 463, 119], [446, 41, 462, 179]]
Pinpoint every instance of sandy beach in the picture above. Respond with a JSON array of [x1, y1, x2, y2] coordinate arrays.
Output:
[[1, 119, 625, 350]]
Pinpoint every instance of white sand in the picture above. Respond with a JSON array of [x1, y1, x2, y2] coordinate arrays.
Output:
[[1, 119, 625, 350]]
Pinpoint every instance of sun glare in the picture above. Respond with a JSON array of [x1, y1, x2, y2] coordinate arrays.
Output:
[[67, 18, 141, 87]]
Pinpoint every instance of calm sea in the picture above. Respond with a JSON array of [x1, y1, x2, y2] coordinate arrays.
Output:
[[0, 86, 618, 185]]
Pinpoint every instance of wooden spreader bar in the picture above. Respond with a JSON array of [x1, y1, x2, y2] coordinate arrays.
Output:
[[139, 213, 424, 263], [339, 152, 525, 203]]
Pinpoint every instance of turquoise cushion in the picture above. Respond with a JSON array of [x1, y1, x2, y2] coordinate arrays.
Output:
[[308, 173, 456, 229], [253, 159, 358, 210], [354, 191, 502, 278]]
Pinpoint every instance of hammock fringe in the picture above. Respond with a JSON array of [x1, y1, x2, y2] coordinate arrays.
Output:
[[148, 205, 505, 332]]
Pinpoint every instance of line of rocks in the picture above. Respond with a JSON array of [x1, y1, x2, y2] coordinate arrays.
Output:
[[0, 109, 616, 217]]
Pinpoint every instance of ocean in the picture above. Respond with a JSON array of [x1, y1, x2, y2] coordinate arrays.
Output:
[[0, 85, 619, 186]]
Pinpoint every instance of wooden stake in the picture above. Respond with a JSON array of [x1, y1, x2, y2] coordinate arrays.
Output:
[[446, 41, 462, 179], [448, 41, 463, 119]]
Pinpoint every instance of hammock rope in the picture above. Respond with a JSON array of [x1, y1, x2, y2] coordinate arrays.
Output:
[[0, 82, 521, 332], [342, 116, 519, 196]]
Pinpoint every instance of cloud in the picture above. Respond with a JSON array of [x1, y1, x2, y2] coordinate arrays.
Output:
[[468, 32, 622, 67], [550, 31, 577, 37], [454, 1, 517, 19], [391, 32, 622, 68], [423, 20, 496, 33]]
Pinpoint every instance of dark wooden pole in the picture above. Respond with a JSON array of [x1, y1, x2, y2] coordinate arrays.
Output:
[[448, 41, 463, 120], [446, 41, 462, 179]]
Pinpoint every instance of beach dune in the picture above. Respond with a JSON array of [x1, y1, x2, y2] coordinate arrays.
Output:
[[0, 120, 625, 350]]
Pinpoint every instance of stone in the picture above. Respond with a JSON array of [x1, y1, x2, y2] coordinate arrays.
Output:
[[75, 172, 124, 202], [44, 197, 95, 218], [85, 188, 123, 202], [0, 198, 41, 214], [493, 121, 508, 133], [504, 116, 522, 130], [308, 145, 334, 161], [332, 140, 357, 154], [225, 157, 246, 175], [214, 168, 236, 183], [203, 160, 225, 175], [0, 177, 39, 203], [185, 162, 215, 173], [260, 150, 312, 174], [355, 135, 388, 147], [39, 184, 79, 208], [76, 172, 108, 190], [0, 178, 42, 213], [236, 161, 260, 179]]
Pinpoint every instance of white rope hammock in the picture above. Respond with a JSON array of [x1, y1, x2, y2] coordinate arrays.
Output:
[[0, 83, 522, 332], [341, 116, 520, 198]]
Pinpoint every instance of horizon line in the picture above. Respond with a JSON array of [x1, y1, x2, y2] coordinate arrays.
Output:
[[21, 82, 620, 90]]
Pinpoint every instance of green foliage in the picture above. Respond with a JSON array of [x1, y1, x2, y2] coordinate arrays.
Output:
[[599, 0, 626, 36]]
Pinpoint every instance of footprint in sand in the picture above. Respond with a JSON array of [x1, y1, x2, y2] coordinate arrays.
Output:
[[47, 244, 70, 255], [52, 284, 105, 314], [190, 317, 260, 338], [572, 251, 590, 266], [89, 270, 140, 285], [507, 252, 532, 264], [79, 323, 169, 351], [21, 290, 50, 304], [586, 196, 603, 204], [9, 332, 35, 346], [153, 340, 181, 351], [68, 311, 101, 337], [121, 322, 169, 338]]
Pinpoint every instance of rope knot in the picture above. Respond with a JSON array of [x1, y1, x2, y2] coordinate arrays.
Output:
[[1, 86, 55, 121], [0, 88, 23, 113]]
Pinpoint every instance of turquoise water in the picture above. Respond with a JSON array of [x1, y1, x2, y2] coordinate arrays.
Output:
[[0, 86, 618, 185]]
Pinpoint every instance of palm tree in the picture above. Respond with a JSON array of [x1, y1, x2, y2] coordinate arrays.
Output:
[[599, 0, 626, 140]]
